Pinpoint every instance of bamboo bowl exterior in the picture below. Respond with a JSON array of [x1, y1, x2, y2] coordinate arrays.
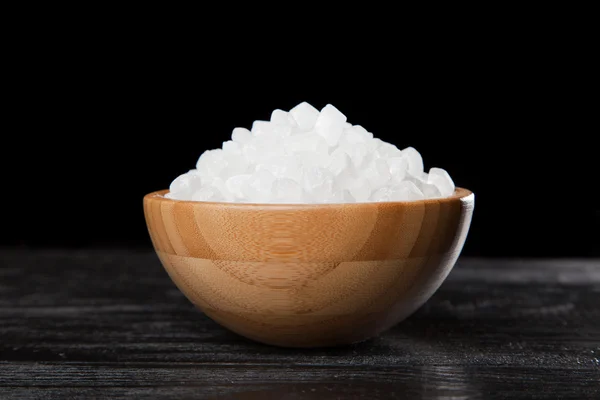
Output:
[[143, 188, 474, 348]]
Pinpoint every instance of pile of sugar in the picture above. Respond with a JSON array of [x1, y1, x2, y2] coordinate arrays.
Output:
[[166, 102, 455, 204]]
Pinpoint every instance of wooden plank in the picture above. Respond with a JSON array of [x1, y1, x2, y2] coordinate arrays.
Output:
[[0, 249, 598, 399]]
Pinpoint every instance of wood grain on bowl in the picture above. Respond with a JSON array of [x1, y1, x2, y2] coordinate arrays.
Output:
[[143, 188, 474, 347]]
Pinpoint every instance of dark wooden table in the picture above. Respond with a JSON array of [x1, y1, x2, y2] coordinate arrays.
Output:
[[0, 249, 598, 399]]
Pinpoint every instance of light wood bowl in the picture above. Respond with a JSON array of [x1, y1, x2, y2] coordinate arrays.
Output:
[[143, 188, 474, 348]]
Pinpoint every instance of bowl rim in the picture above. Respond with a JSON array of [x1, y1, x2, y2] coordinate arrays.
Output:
[[144, 187, 473, 209]]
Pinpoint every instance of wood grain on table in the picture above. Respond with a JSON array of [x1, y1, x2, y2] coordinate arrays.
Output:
[[0, 249, 598, 399]]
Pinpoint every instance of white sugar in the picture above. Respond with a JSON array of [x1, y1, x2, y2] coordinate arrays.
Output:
[[232, 127, 252, 144], [169, 172, 202, 199], [167, 102, 457, 203], [245, 169, 276, 203], [272, 178, 304, 204], [402, 146, 424, 176], [343, 125, 369, 145], [387, 157, 408, 182], [251, 120, 273, 136], [364, 159, 391, 190], [226, 174, 252, 199], [348, 177, 372, 202], [196, 150, 227, 178], [256, 155, 302, 181], [303, 166, 335, 202], [222, 140, 242, 155], [314, 104, 347, 146], [284, 133, 329, 158], [389, 181, 424, 201], [192, 186, 219, 202], [340, 144, 368, 169], [428, 167, 455, 197], [289, 102, 319, 131], [270, 109, 290, 125], [327, 148, 356, 190]]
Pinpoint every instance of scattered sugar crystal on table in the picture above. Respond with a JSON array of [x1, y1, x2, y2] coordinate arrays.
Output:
[[166, 102, 456, 203]]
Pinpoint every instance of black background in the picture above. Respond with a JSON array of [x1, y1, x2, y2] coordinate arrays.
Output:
[[4, 22, 598, 257], [2, 15, 599, 399]]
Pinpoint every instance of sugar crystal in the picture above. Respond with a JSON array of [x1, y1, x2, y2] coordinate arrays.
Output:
[[166, 102, 457, 203], [289, 102, 319, 131]]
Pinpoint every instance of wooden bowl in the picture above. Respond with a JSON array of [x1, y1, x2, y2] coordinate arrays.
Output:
[[143, 188, 474, 348]]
